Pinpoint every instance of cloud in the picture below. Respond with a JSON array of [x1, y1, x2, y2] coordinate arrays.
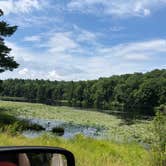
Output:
[[98, 39, 166, 59], [18, 68, 29, 75], [5, 41, 36, 62], [67, 0, 166, 17], [109, 26, 125, 32], [2, 37, 166, 81], [0, 0, 47, 15], [46, 32, 79, 53], [124, 54, 150, 61], [0, 0, 66, 30], [18, 69, 64, 80], [24, 35, 41, 42], [37, 27, 99, 56], [143, 8, 151, 16], [76, 29, 97, 43], [1, 1, 165, 81], [0, 0, 55, 29], [48, 70, 64, 80]]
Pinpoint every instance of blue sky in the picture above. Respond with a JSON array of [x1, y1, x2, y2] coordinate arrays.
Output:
[[0, 0, 166, 81]]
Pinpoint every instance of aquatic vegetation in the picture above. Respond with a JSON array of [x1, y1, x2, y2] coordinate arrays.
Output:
[[0, 101, 164, 165], [0, 101, 154, 143]]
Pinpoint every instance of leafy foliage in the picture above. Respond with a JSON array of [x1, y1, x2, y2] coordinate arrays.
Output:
[[0, 69, 166, 116], [150, 105, 166, 166], [0, 9, 19, 73]]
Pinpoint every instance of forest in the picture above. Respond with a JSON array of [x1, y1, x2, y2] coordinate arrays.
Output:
[[0, 69, 166, 116]]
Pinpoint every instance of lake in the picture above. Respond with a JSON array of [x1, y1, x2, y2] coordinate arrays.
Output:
[[20, 117, 107, 139]]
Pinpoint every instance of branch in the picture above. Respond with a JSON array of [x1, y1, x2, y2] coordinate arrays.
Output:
[[0, 9, 3, 16]]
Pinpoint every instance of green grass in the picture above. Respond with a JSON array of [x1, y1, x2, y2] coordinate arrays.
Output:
[[0, 108, 45, 134], [0, 101, 153, 143], [0, 101, 160, 165], [0, 133, 151, 166]]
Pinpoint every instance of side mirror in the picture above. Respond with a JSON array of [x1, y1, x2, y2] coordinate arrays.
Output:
[[0, 146, 75, 166]]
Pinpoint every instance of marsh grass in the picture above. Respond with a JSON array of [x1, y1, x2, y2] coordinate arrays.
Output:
[[149, 110, 166, 166], [0, 133, 151, 166], [0, 101, 154, 143], [0, 101, 158, 165], [0, 108, 44, 135]]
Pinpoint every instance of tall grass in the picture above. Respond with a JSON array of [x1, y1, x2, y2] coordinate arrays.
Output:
[[0, 133, 150, 166], [150, 107, 166, 166], [0, 109, 44, 135], [0, 101, 159, 165]]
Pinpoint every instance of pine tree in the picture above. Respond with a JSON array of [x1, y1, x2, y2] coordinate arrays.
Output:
[[0, 9, 19, 73]]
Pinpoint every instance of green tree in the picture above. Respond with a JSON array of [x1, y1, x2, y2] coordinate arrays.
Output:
[[134, 79, 160, 114], [0, 9, 19, 73], [36, 85, 47, 102], [73, 83, 84, 107]]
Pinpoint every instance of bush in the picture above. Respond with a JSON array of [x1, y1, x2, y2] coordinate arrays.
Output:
[[0, 111, 45, 135], [150, 105, 166, 166]]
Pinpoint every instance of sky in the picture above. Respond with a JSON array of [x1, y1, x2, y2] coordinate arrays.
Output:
[[0, 0, 166, 81]]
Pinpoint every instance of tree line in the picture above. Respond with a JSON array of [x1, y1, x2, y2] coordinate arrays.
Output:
[[0, 69, 166, 116]]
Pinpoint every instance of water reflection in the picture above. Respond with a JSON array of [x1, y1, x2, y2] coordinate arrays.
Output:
[[20, 117, 106, 139]]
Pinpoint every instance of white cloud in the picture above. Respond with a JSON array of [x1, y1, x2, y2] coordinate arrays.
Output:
[[109, 26, 125, 32], [24, 35, 41, 42], [71, 25, 99, 46], [98, 39, 166, 59], [143, 8, 151, 16], [47, 32, 79, 53], [1, 38, 165, 81], [0, 0, 47, 15], [0, 1, 165, 81], [38, 29, 96, 55], [8, 14, 62, 29], [77, 29, 97, 43], [18, 68, 29, 75], [68, 0, 166, 17], [5, 41, 35, 62], [48, 71, 63, 80], [124, 54, 150, 61]]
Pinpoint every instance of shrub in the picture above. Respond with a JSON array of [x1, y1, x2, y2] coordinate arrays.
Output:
[[150, 105, 166, 166]]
